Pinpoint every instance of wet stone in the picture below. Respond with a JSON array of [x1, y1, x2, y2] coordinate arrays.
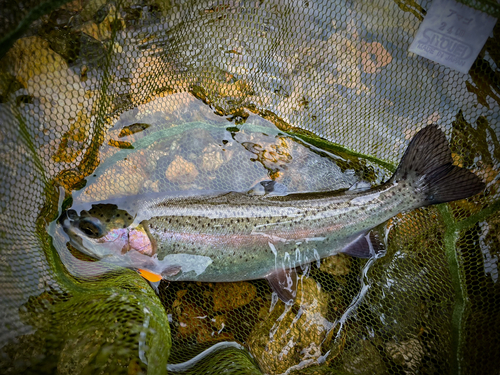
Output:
[[320, 253, 351, 276], [247, 276, 331, 374], [172, 290, 234, 344], [385, 338, 424, 373], [212, 282, 257, 312], [201, 144, 225, 172], [339, 340, 387, 375], [165, 155, 199, 185], [178, 128, 218, 155]]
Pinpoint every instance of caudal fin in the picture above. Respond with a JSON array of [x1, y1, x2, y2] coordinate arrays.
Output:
[[391, 125, 485, 205]]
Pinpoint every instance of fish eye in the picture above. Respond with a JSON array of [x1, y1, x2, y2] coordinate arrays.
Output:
[[67, 209, 78, 220], [78, 218, 104, 238]]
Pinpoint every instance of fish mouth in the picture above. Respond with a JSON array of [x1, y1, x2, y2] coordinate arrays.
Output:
[[58, 209, 157, 258], [58, 209, 77, 228], [58, 209, 99, 258], [58, 209, 80, 242]]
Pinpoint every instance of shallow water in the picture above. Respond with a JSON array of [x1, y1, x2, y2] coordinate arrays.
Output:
[[50, 93, 394, 373], [70, 92, 389, 208]]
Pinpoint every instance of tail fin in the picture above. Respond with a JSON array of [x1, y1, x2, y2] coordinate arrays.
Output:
[[391, 125, 485, 205]]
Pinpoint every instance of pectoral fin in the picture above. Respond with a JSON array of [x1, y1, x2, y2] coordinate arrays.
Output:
[[161, 265, 182, 277], [340, 231, 384, 258], [266, 267, 297, 304]]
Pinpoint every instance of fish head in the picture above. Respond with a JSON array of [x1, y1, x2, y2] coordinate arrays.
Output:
[[59, 204, 155, 259]]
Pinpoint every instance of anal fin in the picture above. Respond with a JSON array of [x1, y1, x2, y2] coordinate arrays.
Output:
[[340, 231, 384, 258], [266, 268, 297, 304], [161, 265, 182, 277]]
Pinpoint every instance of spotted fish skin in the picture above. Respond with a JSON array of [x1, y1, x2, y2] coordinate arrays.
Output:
[[61, 125, 484, 288]]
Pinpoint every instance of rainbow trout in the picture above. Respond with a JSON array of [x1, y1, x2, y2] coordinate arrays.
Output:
[[60, 125, 484, 301]]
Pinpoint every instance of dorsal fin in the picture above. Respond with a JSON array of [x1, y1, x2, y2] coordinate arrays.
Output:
[[247, 180, 288, 196], [346, 180, 372, 194]]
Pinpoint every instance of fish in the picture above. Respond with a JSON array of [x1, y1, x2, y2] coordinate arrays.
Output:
[[59, 125, 485, 302]]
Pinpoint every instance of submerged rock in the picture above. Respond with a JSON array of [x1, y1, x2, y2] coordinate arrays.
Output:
[[385, 338, 424, 374], [212, 282, 257, 312], [165, 155, 199, 185], [320, 253, 351, 276], [201, 143, 225, 172], [339, 340, 387, 375], [247, 277, 331, 375]]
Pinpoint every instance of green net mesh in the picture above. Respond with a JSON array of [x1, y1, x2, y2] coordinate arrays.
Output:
[[0, 0, 499, 374]]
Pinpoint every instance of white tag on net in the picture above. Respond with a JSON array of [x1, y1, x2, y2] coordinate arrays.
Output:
[[409, 0, 497, 74]]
